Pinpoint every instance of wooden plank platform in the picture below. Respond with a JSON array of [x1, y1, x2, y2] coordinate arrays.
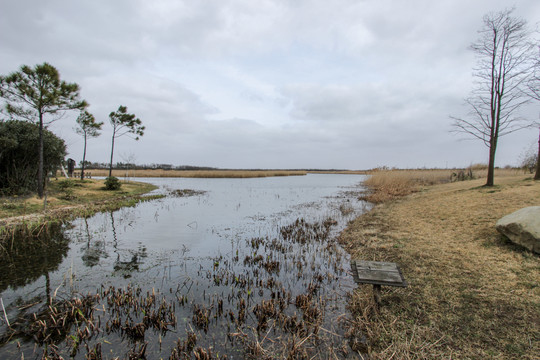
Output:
[[351, 260, 407, 287]]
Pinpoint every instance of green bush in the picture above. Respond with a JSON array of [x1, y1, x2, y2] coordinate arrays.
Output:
[[55, 179, 77, 200], [0, 120, 66, 195], [104, 176, 122, 190], [60, 188, 75, 200], [57, 179, 76, 190]]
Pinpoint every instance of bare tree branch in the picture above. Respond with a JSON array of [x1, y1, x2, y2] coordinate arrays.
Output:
[[451, 8, 534, 186]]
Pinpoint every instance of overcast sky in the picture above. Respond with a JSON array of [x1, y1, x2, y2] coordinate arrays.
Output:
[[1, 0, 539, 169]]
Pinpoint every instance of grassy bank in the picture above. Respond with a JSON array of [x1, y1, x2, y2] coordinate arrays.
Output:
[[361, 167, 522, 203], [340, 174, 540, 359], [0, 178, 160, 241], [77, 169, 308, 178]]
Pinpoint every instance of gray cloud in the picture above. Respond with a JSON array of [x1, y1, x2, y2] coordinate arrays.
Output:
[[1, 0, 539, 169]]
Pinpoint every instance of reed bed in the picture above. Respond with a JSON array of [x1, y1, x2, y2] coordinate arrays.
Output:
[[362, 167, 522, 203], [80, 169, 308, 178]]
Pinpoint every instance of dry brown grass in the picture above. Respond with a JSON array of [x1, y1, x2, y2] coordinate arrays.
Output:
[[308, 170, 369, 175], [362, 168, 522, 203], [78, 169, 308, 178], [340, 174, 540, 359]]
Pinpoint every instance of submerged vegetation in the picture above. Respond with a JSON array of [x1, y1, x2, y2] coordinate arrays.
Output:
[[0, 216, 364, 358]]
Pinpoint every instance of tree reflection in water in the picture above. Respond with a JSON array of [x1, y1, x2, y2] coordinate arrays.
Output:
[[81, 217, 108, 268], [108, 211, 147, 278], [0, 223, 70, 295]]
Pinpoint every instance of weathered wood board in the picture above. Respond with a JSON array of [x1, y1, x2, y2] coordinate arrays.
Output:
[[350, 260, 407, 287]]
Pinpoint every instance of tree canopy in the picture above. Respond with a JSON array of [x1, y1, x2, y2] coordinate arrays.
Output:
[[108, 105, 144, 177], [0, 63, 87, 196], [75, 110, 103, 180], [0, 63, 86, 123]]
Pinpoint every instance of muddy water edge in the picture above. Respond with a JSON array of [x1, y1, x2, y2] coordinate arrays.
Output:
[[0, 174, 369, 359]]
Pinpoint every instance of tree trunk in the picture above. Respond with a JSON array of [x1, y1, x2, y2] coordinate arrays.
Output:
[[486, 140, 497, 186], [535, 127, 540, 180], [37, 112, 44, 198], [81, 133, 87, 180], [109, 134, 115, 178]]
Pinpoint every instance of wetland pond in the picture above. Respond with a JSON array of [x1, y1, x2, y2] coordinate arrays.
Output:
[[0, 174, 369, 359]]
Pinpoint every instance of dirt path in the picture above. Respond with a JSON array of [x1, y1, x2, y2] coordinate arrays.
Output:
[[340, 175, 540, 359]]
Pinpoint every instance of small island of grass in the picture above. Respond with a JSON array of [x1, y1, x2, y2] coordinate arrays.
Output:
[[0, 178, 161, 241]]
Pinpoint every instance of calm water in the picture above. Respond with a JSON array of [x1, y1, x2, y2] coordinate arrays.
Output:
[[0, 174, 368, 359]]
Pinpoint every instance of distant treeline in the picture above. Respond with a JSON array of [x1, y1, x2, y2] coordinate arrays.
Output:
[[79, 161, 353, 172], [80, 161, 217, 171]]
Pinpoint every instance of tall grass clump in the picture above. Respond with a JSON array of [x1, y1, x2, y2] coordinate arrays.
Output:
[[361, 167, 521, 203], [361, 169, 458, 203], [361, 172, 417, 203]]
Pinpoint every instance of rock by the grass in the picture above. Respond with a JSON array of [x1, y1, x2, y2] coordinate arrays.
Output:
[[496, 206, 540, 254]]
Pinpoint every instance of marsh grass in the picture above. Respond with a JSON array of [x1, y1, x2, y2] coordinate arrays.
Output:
[[340, 175, 540, 359], [78, 169, 308, 178], [362, 168, 521, 203]]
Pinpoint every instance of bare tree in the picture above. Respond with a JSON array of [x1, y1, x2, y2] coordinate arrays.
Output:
[[119, 152, 137, 182], [527, 45, 540, 180], [518, 140, 538, 173], [452, 9, 534, 186]]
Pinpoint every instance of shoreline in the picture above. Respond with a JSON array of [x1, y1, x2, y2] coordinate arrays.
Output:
[[339, 175, 540, 359], [0, 179, 161, 241], [0, 172, 360, 240], [68, 169, 311, 178]]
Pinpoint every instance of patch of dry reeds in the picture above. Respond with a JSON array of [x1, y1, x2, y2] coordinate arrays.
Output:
[[361, 168, 522, 203], [79, 169, 307, 178]]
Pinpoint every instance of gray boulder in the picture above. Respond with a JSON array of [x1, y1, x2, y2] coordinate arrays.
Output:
[[496, 206, 540, 254]]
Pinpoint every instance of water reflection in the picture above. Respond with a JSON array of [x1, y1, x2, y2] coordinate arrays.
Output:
[[79, 211, 148, 277], [0, 174, 368, 359], [108, 210, 148, 278], [81, 217, 108, 268], [0, 223, 70, 294]]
